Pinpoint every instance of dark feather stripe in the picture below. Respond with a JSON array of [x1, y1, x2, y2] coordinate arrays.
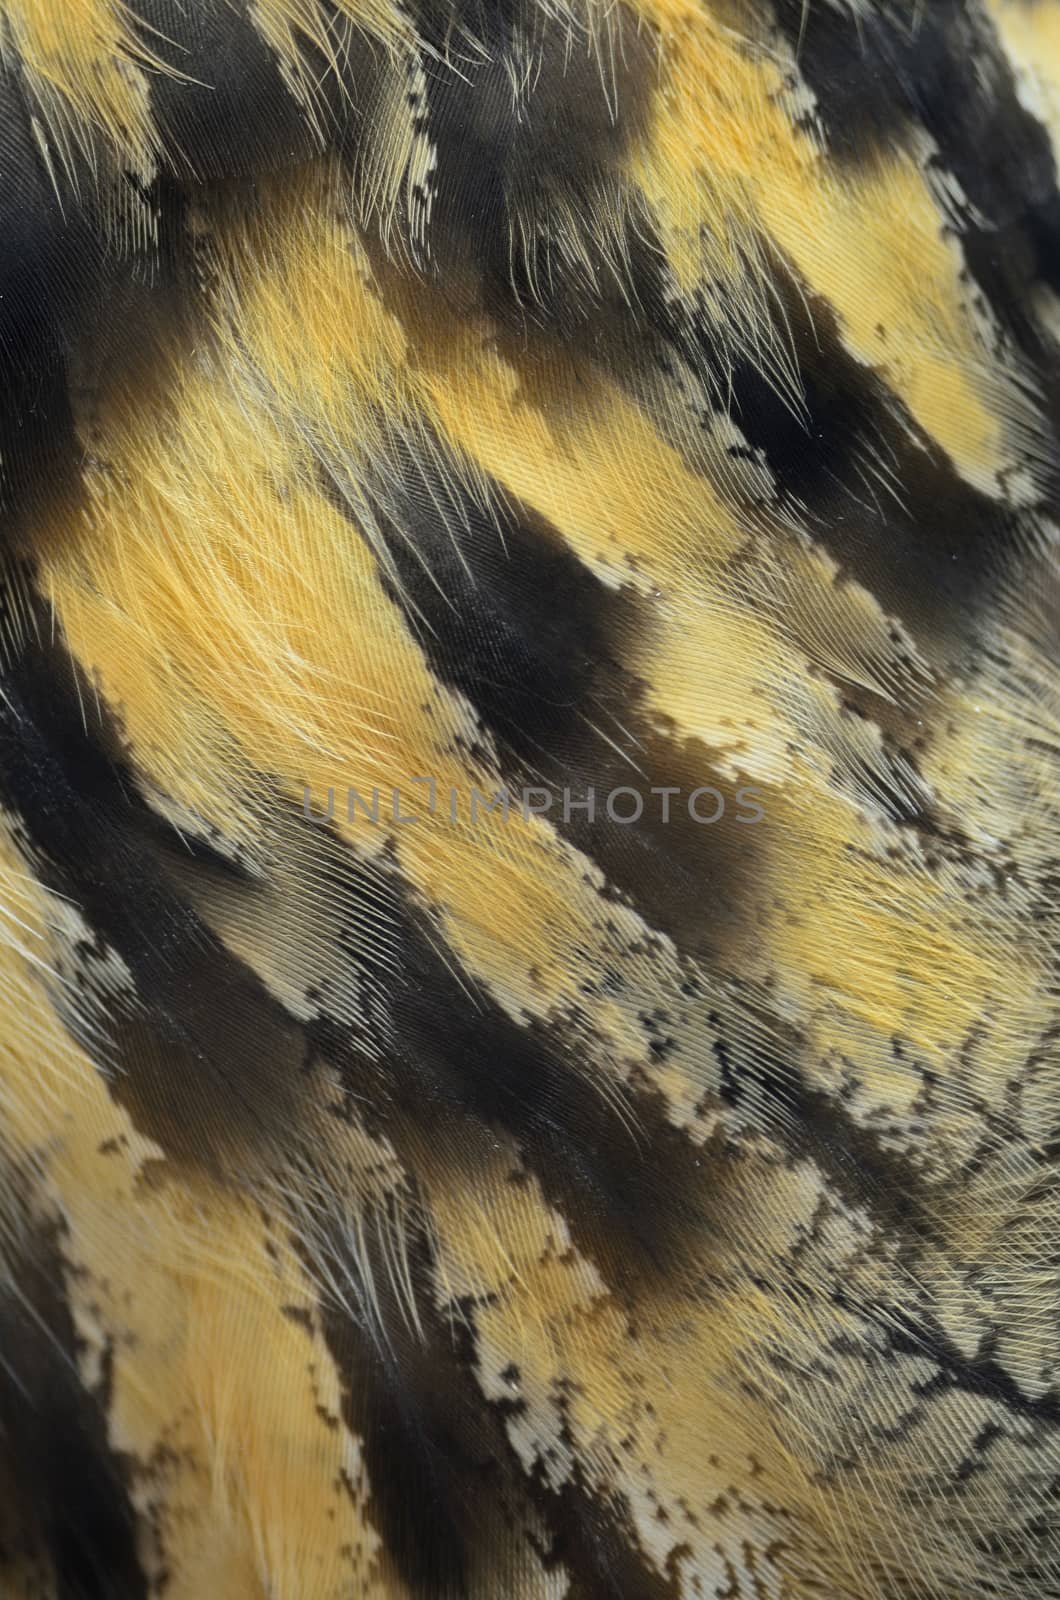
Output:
[[0, 65, 200, 549], [311, 1197, 569, 1600], [685, 248, 1036, 650], [0, 1170, 147, 1600], [315, 1208, 487, 1597], [348, 423, 767, 969], [125, 0, 335, 180], [0, 60, 100, 531], [0, 605, 313, 1172], [772, 0, 1048, 200], [773, 0, 1060, 452], [313, 1161, 685, 1600], [411, 0, 653, 297], [298, 825, 715, 1288]]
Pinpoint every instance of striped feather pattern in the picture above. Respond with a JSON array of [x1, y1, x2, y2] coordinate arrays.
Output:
[[0, 1, 1058, 1595]]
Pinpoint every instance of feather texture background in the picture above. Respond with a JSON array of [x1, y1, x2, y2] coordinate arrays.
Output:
[[0, 0, 1058, 1595]]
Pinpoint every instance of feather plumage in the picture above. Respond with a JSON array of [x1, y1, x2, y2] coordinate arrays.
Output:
[[0, 1, 1058, 1595]]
